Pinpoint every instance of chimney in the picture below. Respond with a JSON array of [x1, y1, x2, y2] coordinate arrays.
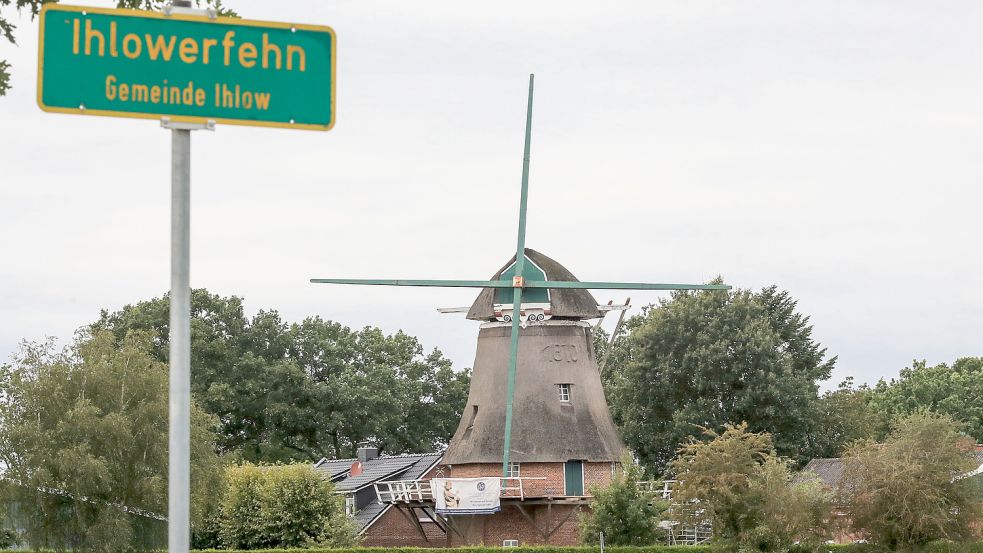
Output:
[[357, 442, 379, 462]]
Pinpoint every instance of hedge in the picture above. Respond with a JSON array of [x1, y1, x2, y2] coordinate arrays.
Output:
[[191, 543, 983, 553], [193, 548, 714, 553]]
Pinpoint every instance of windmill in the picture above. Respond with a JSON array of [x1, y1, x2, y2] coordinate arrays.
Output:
[[311, 74, 730, 478]]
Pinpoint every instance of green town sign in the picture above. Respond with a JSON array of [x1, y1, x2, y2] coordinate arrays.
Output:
[[37, 4, 336, 130]]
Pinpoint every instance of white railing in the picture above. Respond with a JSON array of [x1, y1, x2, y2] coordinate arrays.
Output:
[[375, 477, 551, 504], [375, 480, 433, 503], [665, 522, 713, 546], [638, 480, 714, 545], [637, 479, 676, 500], [500, 477, 547, 500]]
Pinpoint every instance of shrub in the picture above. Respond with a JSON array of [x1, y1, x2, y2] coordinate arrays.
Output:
[[580, 452, 667, 545], [670, 423, 832, 551], [217, 463, 358, 548], [840, 412, 981, 549]]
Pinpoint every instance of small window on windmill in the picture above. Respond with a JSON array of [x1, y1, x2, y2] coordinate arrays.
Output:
[[503, 539, 520, 547], [466, 405, 479, 430], [558, 383, 571, 402], [506, 462, 521, 479]]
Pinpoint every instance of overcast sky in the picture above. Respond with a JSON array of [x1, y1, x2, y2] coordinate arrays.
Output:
[[1, 1, 981, 390]]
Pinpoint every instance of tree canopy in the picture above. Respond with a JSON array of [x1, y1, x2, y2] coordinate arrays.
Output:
[[840, 411, 981, 549], [803, 358, 983, 459], [0, 330, 223, 551], [91, 289, 470, 462], [670, 423, 831, 551], [607, 284, 835, 473], [809, 377, 887, 458], [869, 357, 983, 444]]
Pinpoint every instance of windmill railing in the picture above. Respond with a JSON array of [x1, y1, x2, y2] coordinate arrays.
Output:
[[637, 479, 676, 500], [375, 480, 433, 503], [500, 476, 548, 500], [375, 477, 553, 504]]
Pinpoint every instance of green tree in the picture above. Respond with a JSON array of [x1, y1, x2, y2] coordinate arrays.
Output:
[[810, 377, 887, 458], [610, 284, 835, 473], [92, 290, 470, 462], [580, 452, 666, 546], [217, 463, 357, 548], [869, 357, 983, 443], [670, 424, 831, 551], [0, 0, 233, 96], [840, 411, 981, 549], [0, 478, 15, 547], [0, 330, 223, 551]]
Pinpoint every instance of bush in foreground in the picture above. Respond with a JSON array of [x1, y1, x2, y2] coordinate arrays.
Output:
[[208, 463, 358, 548], [580, 452, 667, 545], [840, 412, 981, 549], [670, 423, 832, 551]]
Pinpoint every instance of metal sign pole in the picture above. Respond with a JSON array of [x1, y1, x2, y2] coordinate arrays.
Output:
[[161, 6, 215, 553], [162, 118, 212, 553], [168, 125, 191, 553], [163, 116, 212, 553]]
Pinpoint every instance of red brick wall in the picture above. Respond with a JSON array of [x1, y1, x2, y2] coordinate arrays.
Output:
[[445, 503, 588, 547], [361, 505, 447, 548], [361, 462, 450, 547]]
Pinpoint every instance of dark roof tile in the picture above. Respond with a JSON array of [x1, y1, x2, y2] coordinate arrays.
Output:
[[313, 453, 442, 492], [795, 458, 845, 488]]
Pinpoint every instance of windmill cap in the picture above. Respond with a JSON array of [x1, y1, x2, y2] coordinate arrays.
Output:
[[466, 248, 601, 321]]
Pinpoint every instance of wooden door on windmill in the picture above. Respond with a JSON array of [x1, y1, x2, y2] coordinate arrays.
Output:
[[564, 460, 584, 496]]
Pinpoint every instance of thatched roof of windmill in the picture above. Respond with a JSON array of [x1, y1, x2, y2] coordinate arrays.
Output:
[[466, 248, 601, 321]]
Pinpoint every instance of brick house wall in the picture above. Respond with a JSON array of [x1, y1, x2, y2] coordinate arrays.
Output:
[[361, 463, 449, 547], [444, 503, 586, 547], [361, 505, 446, 548]]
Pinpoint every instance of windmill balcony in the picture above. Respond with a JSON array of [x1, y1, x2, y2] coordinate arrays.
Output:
[[374, 478, 681, 505], [375, 476, 553, 504]]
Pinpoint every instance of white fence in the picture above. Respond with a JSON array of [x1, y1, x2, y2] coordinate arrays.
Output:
[[375, 477, 548, 503]]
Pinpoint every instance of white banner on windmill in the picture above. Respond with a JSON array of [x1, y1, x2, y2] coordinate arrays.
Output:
[[431, 477, 501, 515]]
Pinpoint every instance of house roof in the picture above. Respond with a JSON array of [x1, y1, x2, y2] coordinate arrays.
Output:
[[313, 452, 443, 534], [798, 446, 983, 489], [312, 458, 357, 480], [796, 458, 845, 488], [313, 452, 442, 492], [354, 501, 390, 533]]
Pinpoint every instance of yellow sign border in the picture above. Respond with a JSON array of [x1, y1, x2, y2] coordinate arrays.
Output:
[[37, 3, 337, 131]]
